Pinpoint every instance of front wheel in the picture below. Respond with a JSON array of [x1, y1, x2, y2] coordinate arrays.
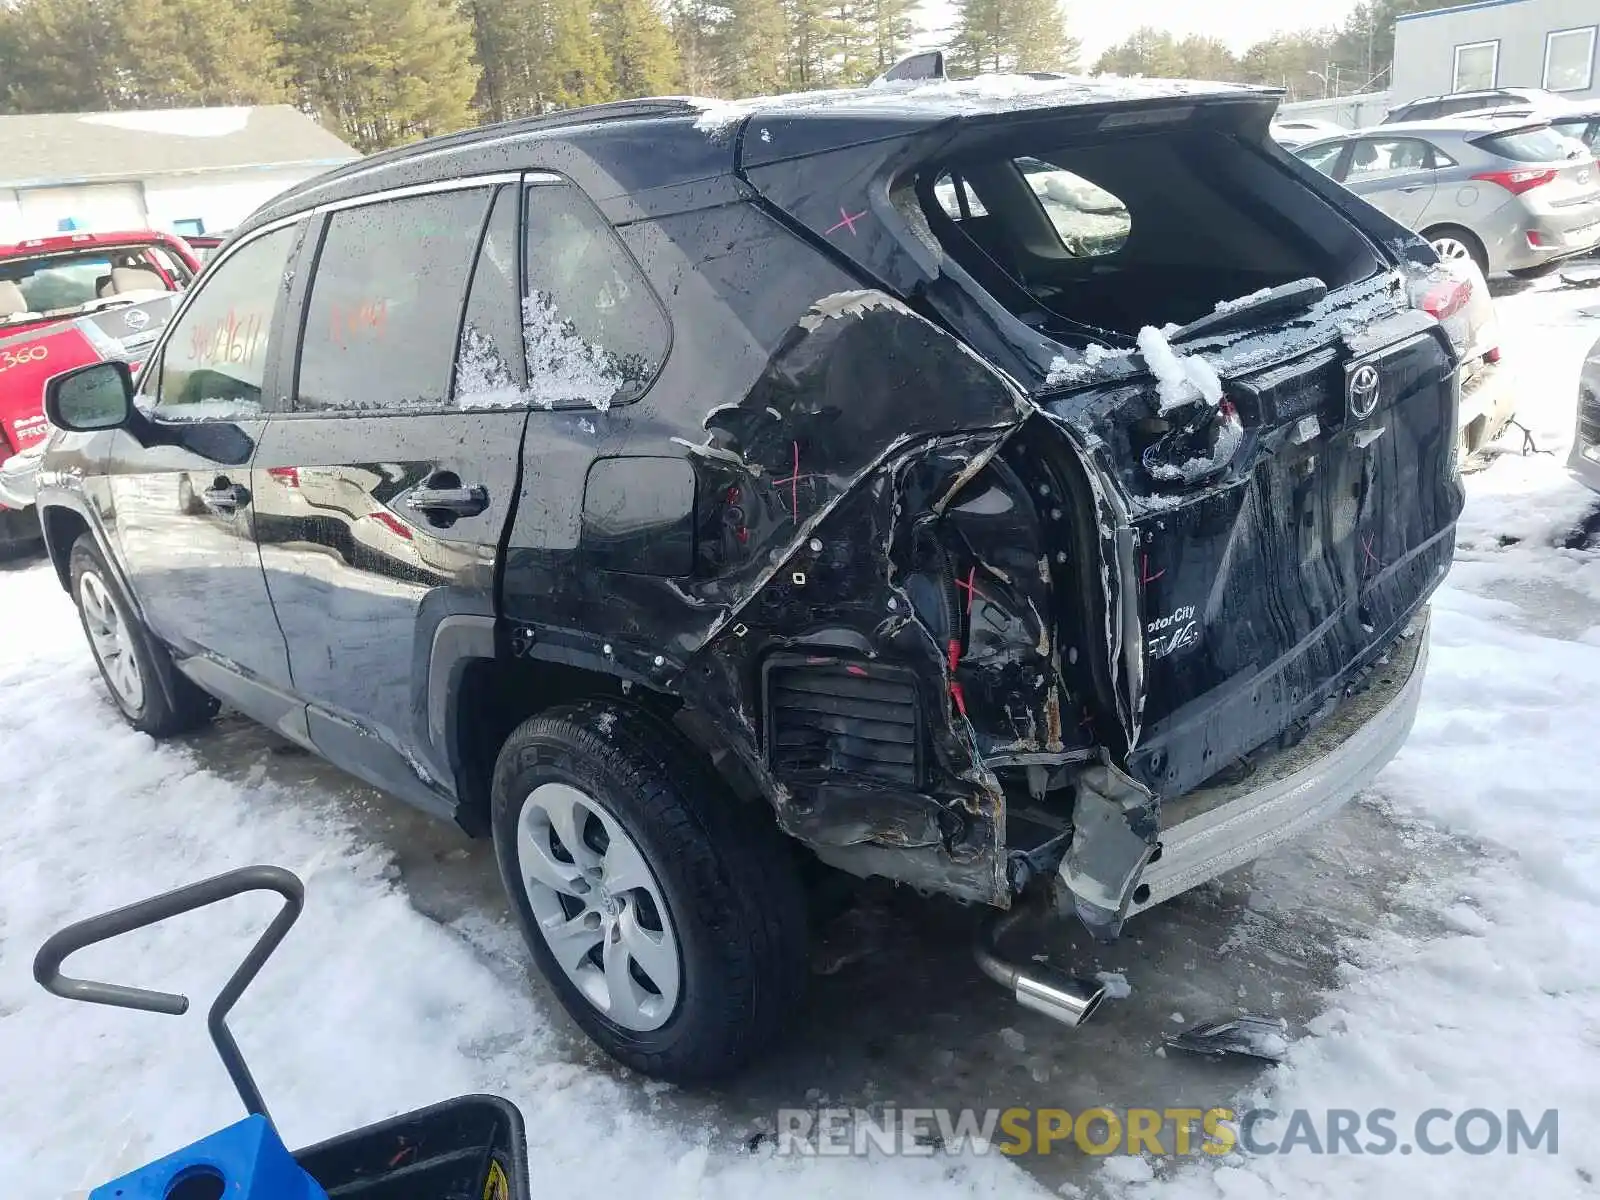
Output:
[[69, 534, 218, 736], [491, 700, 807, 1081]]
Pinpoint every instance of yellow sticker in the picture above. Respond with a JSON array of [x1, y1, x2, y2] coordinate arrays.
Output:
[[483, 1158, 511, 1200]]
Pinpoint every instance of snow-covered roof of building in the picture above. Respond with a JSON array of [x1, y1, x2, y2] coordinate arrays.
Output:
[[0, 105, 359, 188]]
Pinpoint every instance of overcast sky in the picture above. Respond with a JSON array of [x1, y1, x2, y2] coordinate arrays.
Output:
[[913, 0, 1365, 66]]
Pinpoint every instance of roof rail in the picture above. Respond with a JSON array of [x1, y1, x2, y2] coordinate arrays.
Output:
[[281, 98, 703, 196]]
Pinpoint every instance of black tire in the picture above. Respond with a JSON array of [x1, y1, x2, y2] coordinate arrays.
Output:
[[1422, 225, 1489, 277], [491, 700, 807, 1082], [69, 534, 218, 737], [1509, 260, 1563, 280]]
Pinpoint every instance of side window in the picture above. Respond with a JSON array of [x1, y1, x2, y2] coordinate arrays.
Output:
[[522, 182, 667, 410], [932, 171, 989, 219], [297, 188, 491, 413], [1296, 142, 1346, 177], [453, 186, 526, 409], [1346, 137, 1432, 180], [1015, 157, 1131, 257], [153, 225, 296, 421]]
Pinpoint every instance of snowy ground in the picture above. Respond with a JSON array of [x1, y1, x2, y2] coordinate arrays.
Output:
[[2, 279, 1598, 1198]]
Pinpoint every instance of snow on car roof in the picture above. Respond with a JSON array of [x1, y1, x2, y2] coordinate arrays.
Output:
[[690, 73, 1266, 135]]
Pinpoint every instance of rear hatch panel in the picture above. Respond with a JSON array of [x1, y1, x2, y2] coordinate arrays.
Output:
[[1043, 304, 1460, 799], [739, 88, 1462, 798]]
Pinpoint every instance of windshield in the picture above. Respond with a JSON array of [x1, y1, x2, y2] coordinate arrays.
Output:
[[0, 246, 178, 327]]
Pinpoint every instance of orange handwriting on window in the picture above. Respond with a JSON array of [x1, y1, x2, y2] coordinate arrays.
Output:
[[188, 309, 266, 368], [328, 298, 389, 348]]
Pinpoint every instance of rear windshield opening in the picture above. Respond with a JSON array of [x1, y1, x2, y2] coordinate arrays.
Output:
[[914, 128, 1382, 339], [1473, 125, 1587, 163]]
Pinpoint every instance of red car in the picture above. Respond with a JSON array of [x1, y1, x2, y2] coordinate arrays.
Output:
[[0, 230, 201, 548]]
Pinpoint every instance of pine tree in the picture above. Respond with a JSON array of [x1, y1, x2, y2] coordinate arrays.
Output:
[[666, 0, 723, 94], [1094, 28, 1237, 81], [541, 0, 616, 108], [951, 0, 1077, 76], [465, 0, 551, 120], [117, 0, 291, 106], [860, 0, 917, 75], [597, 0, 679, 97], [719, 0, 786, 97], [289, 0, 479, 150], [784, 0, 842, 91], [0, 0, 129, 112], [1094, 28, 1181, 78], [829, 0, 871, 85]]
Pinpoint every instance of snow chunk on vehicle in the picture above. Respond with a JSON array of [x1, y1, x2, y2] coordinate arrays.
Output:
[[1136, 325, 1223, 412]]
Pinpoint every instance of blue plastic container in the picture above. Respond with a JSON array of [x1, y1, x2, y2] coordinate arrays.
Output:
[[89, 1114, 328, 1200]]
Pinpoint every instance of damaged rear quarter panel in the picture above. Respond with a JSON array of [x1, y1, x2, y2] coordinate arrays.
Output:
[[502, 198, 1117, 905]]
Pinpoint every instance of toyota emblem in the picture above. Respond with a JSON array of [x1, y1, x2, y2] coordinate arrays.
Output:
[[123, 308, 150, 331], [1347, 363, 1381, 419]]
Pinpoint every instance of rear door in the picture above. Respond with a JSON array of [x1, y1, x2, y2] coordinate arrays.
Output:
[[253, 179, 529, 811], [1341, 135, 1438, 226]]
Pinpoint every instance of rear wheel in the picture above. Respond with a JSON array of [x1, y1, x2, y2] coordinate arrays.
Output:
[[1508, 260, 1563, 280], [1423, 225, 1489, 277], [491, 700, 807, 1081], [69, 534, 218, 736]]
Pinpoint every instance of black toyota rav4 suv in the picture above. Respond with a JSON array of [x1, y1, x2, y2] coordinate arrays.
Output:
[[34, 71, 1462, 1081]]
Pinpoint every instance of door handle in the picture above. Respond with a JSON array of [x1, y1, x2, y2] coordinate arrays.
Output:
[[201, 480, 249, 513], [404, 483, 489, 518], [1399, 185, 1426, 193]]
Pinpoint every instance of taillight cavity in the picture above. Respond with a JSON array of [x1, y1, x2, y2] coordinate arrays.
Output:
[[1472, 168, 1558, 195], [1419, 279, 1471, 320]]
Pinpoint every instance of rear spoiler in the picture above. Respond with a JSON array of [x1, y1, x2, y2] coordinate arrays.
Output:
[[874, 50, 947, 86]]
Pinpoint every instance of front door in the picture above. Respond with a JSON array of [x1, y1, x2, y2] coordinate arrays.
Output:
[[253, 183, 529, 812], [1341, 136, 1438, 227], [106, 222, 303, 727]]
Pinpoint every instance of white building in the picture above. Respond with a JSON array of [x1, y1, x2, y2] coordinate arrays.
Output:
[[1391, 0, 1600, 105], [0, 106, 358, 243]]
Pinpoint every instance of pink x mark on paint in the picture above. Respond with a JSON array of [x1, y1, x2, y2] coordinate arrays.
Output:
[[954, 565, 989, 614], [825, 207, 869, 236], [771, 441, 819, 525], [1361, 533, 1381, 573]]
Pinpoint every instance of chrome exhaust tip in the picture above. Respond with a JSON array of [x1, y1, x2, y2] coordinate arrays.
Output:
[[973, 897, 1107, 1029]]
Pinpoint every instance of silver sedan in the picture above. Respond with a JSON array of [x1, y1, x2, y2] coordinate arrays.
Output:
[[1294, 116, 1600, 278]]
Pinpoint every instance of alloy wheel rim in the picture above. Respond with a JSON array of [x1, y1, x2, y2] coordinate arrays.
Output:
[[515, 781, 681, 1031], [1432, 236, 1472, 262], [79, 571, 144, 713]]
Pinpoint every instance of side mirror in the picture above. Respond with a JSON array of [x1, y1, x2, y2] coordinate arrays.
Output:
[[45, 360, 134, 433]]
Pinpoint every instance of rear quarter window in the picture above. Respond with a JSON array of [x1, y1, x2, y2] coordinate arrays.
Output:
[[521, 181, 668, 410]]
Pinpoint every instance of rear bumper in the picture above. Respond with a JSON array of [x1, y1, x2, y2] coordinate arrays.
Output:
[[1126, 611, 1430, 914], [1501, 206, 1600, 271], [1458, 360, 1515, 450]]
